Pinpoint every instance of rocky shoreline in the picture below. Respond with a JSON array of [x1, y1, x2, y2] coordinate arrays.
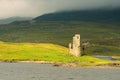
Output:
[[0, 60, 120, 69]]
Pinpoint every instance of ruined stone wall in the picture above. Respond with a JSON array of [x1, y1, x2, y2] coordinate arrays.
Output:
[[69, 34, 81, 57]]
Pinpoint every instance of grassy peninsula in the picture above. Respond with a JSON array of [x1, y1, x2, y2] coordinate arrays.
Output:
[[0, 41, 119, 66]]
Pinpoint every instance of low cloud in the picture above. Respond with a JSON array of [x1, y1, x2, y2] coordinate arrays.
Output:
[[0, 0, 120, 19]]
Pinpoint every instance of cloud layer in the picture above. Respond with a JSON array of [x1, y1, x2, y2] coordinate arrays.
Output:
[[0, 0, 120, 19]]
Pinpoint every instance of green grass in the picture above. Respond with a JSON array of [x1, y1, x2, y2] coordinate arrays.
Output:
[[0, 41, 68, 61], [0, 21, 120, 56], [0, 41, 116, 66]]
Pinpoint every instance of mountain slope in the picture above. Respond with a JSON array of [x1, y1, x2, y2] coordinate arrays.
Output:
[[0, 17, 32, 24], [34, 9, 120, 21], [0, 21, 119, 56]]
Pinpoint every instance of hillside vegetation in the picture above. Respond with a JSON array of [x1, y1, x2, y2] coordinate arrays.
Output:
[[0, 21, 120, 56], [0, 41, 116, 66], [0, 41, 68, 61]]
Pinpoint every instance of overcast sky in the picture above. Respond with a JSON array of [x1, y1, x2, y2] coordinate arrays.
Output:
[[0, 0, 120, 19]]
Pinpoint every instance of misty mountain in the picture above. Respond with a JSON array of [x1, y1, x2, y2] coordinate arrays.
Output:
[[34, 9, 120, 21], [0, 17, 32, 24]]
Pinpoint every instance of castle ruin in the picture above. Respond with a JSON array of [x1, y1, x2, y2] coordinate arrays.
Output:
[[69, 34, 81, 57]]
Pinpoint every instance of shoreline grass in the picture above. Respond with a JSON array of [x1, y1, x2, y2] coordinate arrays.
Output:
[[0, 41, 120, 67]]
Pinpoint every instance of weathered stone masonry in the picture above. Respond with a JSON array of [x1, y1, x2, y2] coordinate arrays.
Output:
[[69, 34, 81, 57]]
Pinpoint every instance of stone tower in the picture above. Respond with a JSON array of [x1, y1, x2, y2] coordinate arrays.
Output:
[[69, 34, 81, 57]]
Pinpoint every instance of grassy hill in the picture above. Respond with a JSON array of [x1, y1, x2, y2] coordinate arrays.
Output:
[[0, 21, 120, 56], [0, 41, 117, 66], [0, 41, 68, 61]]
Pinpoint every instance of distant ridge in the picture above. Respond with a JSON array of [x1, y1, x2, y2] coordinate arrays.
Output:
[[0, 17, 32, 24], [34, 9, 120, 21]]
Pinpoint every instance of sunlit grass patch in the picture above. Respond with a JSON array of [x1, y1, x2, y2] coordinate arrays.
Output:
[[0, 41, 119, 66], [0, 41, 68, 61]]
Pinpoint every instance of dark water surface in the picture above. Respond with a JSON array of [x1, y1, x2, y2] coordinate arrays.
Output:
[[0, 63, 120, 80]]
